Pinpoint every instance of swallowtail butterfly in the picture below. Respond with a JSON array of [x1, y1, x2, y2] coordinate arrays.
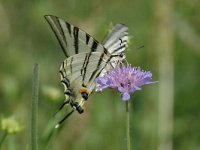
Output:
[[44, 15, 128, 127]]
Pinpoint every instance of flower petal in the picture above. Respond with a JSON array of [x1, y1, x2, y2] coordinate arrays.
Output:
[[122, 92, 130, 101], [118, 86, 126, 93], [96, 77, 107, 85]]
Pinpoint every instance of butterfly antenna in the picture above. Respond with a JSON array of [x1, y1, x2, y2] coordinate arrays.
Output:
[[55, 109, 74, 129], [136, 45, 144, 50]]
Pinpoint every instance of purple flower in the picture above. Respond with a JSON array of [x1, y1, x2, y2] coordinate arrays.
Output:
[[96, 66, 156, 101]]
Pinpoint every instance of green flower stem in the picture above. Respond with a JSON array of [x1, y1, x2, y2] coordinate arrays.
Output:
[[31, 64, 39, 150], [126, 101, 131, 150], [0, 132, 7, 148]]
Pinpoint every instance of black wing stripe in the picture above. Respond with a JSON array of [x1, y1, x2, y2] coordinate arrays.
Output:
[[103, 48, 108, 55], [86, 33, 90, 45], [88, 52, 105, 82], [59, 61, 67, 78], [66, 22, 72, 37], [57, 18, 68, 49], [64, 89, 72, 96], [62, 61, 67, 76], [73, 27, 79, 54], [95, 55, 114, 79], [44, 15, 69, 57], [88, 54, 117, 84], [70, 57, 74, 74], [61, 80, 70, 88], [112, 44, 126, 54], [81, 53, 89, 75], [91, 40, 98, 52], [82, 53, 92, 84], [59, 70, 65, 78]]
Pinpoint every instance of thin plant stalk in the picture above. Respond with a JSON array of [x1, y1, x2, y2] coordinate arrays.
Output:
[[8, 135, 15, 150], [0, 132, 7, 148], [31, 64, 39, 150], [126, 101, 131, 150]]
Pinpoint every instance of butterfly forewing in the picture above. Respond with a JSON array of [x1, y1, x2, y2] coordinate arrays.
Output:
[[103, 24, 128, 55], [45, 15, 105, 57], [102, 24, 129, 68]]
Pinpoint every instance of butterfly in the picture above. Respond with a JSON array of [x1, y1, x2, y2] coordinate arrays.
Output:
[[44, 15, 128, 127]]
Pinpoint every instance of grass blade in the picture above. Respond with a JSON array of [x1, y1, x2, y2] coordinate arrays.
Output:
[[31, 64, 39, 150]]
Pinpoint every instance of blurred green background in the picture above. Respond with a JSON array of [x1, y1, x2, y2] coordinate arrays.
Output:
[[0, 0, 200, 150]]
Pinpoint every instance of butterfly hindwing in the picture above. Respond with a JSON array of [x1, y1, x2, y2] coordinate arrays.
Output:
[[59, 52, 112, 108]]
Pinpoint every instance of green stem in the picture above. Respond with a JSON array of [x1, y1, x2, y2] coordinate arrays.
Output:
[[126, 101, 131, 150], [31, 64, 39, 150], [0, 132, 7, 148]]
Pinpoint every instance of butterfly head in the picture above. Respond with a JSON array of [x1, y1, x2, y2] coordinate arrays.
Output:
[[119, 53, 126, 60]]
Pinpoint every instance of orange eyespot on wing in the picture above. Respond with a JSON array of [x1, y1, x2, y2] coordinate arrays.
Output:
[[79, 87, 90, 100], [79, 87, 89, 94]]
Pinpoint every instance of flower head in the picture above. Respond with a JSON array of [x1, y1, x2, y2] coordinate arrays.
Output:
[[96, 66, 156, 101], [1, 116, 22, 134]]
